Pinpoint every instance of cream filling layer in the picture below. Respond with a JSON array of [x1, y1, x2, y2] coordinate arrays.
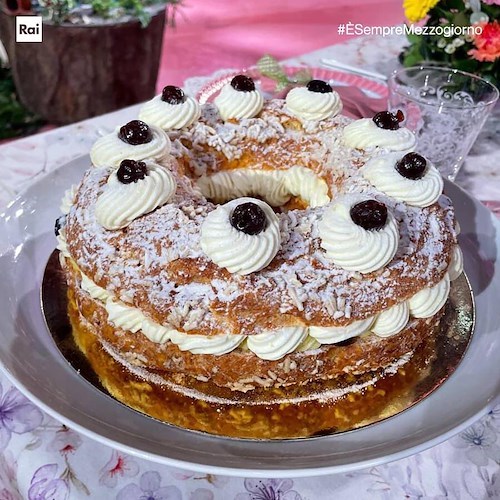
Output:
[[343, 118, 416, 151], [197, 166, 330, 208], [73, 250, 460, 358], [362, 152, 444, 208]]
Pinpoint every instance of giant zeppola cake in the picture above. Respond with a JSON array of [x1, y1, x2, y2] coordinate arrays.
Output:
[[55, 76, 463, 438]]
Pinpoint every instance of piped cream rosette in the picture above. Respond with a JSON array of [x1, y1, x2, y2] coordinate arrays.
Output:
[[371, 303, 410, 337], [408, 274, 451, 318], [362, 152, 444, 208], [90, 123, 170, 168], [343, 118, 416, 151], [95, 161, 177, 230], [285, 86, 342, 121], [139, 94, 201, 131], [214, 83, 264, 120], [318, 195, 399, 274], [200, 197, 281, 275], [246, 326, 308, 360]]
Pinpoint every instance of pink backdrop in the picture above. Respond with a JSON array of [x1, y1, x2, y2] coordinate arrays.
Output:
[[158, 0, 404, 89]]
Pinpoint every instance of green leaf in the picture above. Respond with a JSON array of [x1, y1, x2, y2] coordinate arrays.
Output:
[[406, 33, 422, 44]]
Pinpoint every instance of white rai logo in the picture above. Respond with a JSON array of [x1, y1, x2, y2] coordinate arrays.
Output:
[[16, 16, 42, 43]]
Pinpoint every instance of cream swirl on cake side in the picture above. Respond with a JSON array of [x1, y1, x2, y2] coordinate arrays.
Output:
[[56, 227, 70, 258], [214, 78, 264, 120], [95, 161, 176, 230], [309, 316, 375, 343], [139, 94, 201, 131], [105, 299, 171, 343], [200, 197, 281, 275], [285, 85, 342, 121], [90, 121, 170, 168], [105, 299, 144, 333], [169, 331, 245, 355], [80, 273, 110, 301], [60, 185, 77, 214], [448, 245, 464, 280], [141, 319, 172, 344], [343, 118, 416, 151], [408, 274, 451, 318], [318, 196, 399, 274], [371, 302, 410, 337], [362, 152, 444, 207], [246, 327, 308, 361]]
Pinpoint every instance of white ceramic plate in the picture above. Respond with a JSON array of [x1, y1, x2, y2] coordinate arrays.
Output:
[[0, 156, 499, 478]]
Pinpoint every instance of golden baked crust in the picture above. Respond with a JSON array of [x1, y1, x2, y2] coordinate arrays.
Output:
[[68, 281, 440, 439]]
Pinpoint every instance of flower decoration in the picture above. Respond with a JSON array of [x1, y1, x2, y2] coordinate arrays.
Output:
[[235, 478, 303, 500], [117, 471, 182, 500], [400, 0, 500, 86], [469, 20, 500, 62], [28, 464, 69, 500], [47, 426, 82, 456], [0, 382, 43, 452], [98, 450, 139, 488], [451, 422, 500, 466], [403, 0, 440, 22]]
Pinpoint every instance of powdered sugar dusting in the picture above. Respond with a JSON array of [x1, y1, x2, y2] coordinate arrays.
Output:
[[65, 101, 457, 336]]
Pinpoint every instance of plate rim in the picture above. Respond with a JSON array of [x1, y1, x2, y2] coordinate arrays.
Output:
[[0, 156, 499, 478]]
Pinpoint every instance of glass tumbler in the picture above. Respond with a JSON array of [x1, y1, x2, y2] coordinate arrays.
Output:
[[388, 66, 499, 181]]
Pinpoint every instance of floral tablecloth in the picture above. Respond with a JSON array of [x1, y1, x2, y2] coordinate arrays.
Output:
[[0, 34, 499, 499]]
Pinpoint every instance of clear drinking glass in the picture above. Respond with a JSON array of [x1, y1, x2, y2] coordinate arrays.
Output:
[[388, 66, 499, 181]]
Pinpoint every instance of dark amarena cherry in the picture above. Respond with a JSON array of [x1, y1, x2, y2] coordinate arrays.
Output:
[[230, 75, 256, 92], [372, 110, 404, 130], [161, 85, 186, 105], [118, 120, 153, 145], [350, 200, 388, 231], [306, 79, 333, 93], [230, 202, 267, 235], [117, 159, 148, 184], [395, 152, 427, 180]]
